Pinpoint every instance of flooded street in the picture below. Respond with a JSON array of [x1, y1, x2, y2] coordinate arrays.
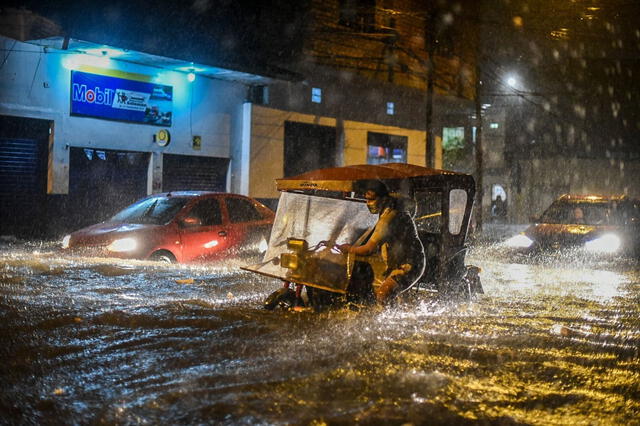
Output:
[[1, 240, 639, 425]]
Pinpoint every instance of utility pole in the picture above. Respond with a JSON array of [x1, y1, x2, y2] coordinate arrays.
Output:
[[424, 5, 437, 169], [425, 47, 436, 168], [474, 62, 484, 234]]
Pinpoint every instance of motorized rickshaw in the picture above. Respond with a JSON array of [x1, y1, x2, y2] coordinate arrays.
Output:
[[242, 163, 483, 311]]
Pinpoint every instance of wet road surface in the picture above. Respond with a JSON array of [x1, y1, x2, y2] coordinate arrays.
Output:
[[1, 240, 639, 425]]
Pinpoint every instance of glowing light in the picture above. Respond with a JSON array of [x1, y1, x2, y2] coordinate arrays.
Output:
[[62, 235, 70, 249], [512, 16, 523, 28], [506, 76, 517, 88], [584, 234, 621, 253], [62, 53, 112, 70], [504, 234, 533, 248], [107, 238, 138, 252], [204, 240, 219, 248], [550, 28, 570, 40], [187, 72, 196, 82], [83, 47, 125, 58]]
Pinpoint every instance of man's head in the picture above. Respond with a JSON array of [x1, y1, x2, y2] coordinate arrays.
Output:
[[364, 180, 390, 214], [574, 207, 584, 221]]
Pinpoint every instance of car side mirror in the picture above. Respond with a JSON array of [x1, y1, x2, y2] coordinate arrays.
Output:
[[181, 216, 202, 227]]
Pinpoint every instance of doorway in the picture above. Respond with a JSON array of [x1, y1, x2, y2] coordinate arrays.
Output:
[[0, 115, 50, 237], [69, 148, 149, 228], [284, 121, 336, 177]]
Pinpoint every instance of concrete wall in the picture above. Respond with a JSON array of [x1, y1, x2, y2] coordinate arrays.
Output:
[[248, 105, 435, 199], [0, 36, 246, 194]]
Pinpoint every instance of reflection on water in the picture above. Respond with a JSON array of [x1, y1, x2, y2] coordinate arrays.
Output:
[[0, 241, 638, 424]]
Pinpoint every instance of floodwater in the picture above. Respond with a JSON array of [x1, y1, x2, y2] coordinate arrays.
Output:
[[1, 240, 638, 425]]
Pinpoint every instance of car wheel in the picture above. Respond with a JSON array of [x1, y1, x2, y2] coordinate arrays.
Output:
[[150, 251, 176, 263]]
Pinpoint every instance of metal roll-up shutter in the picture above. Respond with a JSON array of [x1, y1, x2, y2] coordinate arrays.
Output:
[[0, 116, 49, 237], [68, 148, 149, 228], [162, 154, 229, 192]]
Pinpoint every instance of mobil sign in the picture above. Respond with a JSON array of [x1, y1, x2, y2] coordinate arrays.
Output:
[[71, 71, 173, 127]]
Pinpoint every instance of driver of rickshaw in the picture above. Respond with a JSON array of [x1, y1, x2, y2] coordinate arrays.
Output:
[[338, 181, 426, 305]]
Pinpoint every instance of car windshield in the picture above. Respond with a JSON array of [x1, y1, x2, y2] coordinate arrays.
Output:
[[540, 202, 613, 225], [109, 196, 189, 225]]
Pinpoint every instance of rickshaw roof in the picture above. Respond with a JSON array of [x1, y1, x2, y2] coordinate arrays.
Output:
[[276, 163, 474, 194]]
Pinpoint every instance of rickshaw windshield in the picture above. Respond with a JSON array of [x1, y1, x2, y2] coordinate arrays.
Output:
[[245, 191, 377, 280]]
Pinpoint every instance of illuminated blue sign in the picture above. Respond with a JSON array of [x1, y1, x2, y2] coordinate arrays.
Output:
[[71, 71, 173, 127]]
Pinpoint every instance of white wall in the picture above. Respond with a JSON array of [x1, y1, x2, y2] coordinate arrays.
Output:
[[0, 36, 247, 194]]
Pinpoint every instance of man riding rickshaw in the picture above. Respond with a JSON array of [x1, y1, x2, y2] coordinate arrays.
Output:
[[242, 163, 483, 311]]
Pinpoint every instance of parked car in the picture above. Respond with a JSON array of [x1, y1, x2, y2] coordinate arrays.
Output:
[[504, 194, 640, 256], [61, 191, 275, 263]]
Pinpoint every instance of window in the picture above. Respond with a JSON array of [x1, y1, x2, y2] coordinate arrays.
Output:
[[414, 190, 442, 233], [109, 196, 188, 225], [449, 189, 467, 235], [386, 102, 394, 115], [187, 198, 222, 226], [311, 87, 322, 103], [226, 197, 264, 223], [540, 202, 611, 225], [367, 132, 407, 164], [442, 127, 465, 151], [442, 127, 472, 170]]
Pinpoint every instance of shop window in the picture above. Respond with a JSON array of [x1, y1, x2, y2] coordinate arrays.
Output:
[[367, 132, 407, 164]]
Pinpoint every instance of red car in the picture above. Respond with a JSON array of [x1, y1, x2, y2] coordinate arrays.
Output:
[[61, 191, 275, 263]]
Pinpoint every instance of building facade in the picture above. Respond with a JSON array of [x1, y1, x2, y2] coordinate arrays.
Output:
[[1, 2, 481, 238], [0, 32, 268, 236]]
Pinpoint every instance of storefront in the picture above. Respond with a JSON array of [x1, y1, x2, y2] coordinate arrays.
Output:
[[0, 34, 269, 237]]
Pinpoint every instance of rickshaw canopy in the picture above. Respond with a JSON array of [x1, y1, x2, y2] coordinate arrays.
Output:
[[276, 163, 475, 197]]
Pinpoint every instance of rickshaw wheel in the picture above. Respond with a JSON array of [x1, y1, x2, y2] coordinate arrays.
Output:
[[264, 287, 297, 310], [306, 286, 348, 312]]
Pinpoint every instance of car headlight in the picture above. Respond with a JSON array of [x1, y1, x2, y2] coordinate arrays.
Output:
[[585, 234, 621, 254], [107, 237, 138, 252], [61, 235, 71, 249], [504, 234, 534, 248]]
